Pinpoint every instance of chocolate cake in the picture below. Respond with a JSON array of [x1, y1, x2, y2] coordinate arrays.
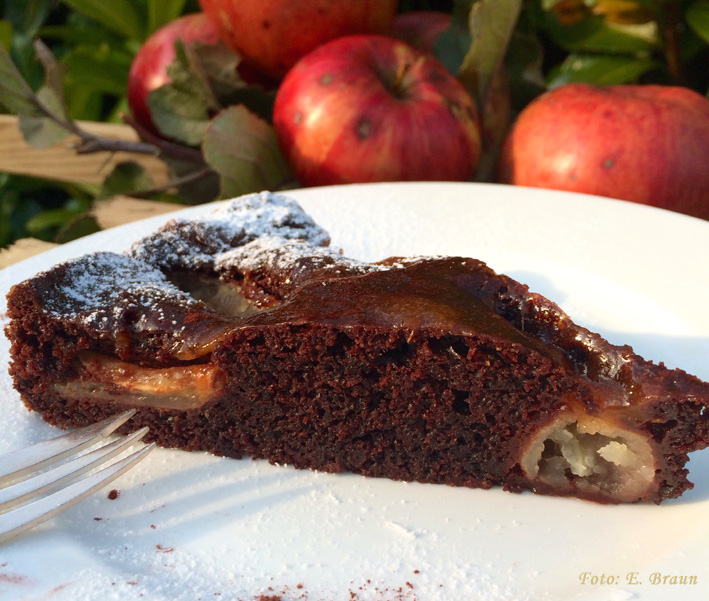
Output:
[[6, 192, 709, 504]]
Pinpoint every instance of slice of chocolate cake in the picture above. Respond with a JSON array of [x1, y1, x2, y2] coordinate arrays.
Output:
[[5, 192, 709, 504]]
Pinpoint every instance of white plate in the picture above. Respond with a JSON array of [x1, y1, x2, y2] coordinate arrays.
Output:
[[1, 182, 708, 601]]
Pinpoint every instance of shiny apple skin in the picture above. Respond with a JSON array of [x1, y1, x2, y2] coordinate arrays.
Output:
[[498, 83, 709, 220], [127, 13, 220, 135], [198, 0, 398, 80], [273, 35, 482, 187]]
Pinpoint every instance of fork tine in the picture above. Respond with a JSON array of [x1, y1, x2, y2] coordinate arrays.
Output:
[[0, 427, 150, 514], [0, 410, 138, 486], [0, 442, 155, 544]]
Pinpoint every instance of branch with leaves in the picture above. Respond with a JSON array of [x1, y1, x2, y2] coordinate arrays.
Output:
[[1, 0, 707, 212], [0, 32, 293, 204]]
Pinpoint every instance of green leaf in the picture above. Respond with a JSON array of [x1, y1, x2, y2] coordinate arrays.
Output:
[[459, 0, 523, 106], [686, 0, 709, 43], [23, 195, 92, 240], [547, 52, 660, 86], [148, 40, 217, 145], [0, 20, 12, 52], [3, 1, 55, 90], [61, 82, 103, 121], [195, 42, 277, 121], [163, 157, 221, 204], [148, 85, 211, 147], [4, 0, 52, 38], [62, 44, 133, 97], [147, 0, 189, 35], [59, 0, 145, 40], [541, 11, 659, 53], [202, 106, 292, 199], [55, 213, 101, 243], [18, 86, 70, 148], [99, 162, 156, 200], [39, 23, 125, 47], [540, 0, 661, 21], [0, 41, 42, 115], [25, 207, 83, 233], [0, 40, 72, 148], [32, 39, 69, 116], [192, 42, 250, 101]]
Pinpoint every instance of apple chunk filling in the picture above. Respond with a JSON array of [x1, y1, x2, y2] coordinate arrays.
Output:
[[169, 272, 262, 317], [56, 352, 226, 410], [521, 417, 656, 502]]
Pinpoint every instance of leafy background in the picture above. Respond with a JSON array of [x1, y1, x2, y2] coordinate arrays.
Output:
[[1, 0, 707, 248]]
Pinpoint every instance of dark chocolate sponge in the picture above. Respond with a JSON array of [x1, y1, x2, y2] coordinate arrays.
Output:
[[6, 192, 709, 503]]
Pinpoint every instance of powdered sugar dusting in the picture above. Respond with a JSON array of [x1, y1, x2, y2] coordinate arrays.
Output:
[[210, 191, 330, 245], [41, 252, 201, 320], [215, 236, 387, 279], [130, 192, 330, 272]]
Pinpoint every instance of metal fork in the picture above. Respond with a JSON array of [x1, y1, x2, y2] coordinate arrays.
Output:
[[0, 409, 154, 543]]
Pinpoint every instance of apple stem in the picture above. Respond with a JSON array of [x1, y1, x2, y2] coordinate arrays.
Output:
[[392, 61, 410, 97]]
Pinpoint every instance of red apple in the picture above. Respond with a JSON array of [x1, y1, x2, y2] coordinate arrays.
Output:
[[198, 0, 398, 80], [498, 83, 709, 220], [127, 13, 221, 135], [391, 11, 511, 156], [273, 34, 482, 187]]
